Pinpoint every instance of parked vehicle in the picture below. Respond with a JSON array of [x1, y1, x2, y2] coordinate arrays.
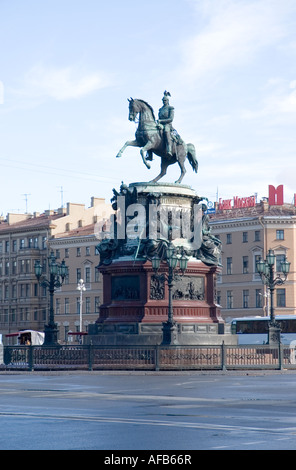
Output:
[[231, 315, 296, 345], [5, 330, 45, 346]]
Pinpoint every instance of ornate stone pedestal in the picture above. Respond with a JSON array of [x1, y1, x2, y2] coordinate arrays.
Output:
[[87, 182, 236, 346], [87, 259, 235, 345]]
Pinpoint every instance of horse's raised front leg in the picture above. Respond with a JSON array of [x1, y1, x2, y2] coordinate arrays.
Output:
[[116, 140, 139, 158], [140, 142, 154, 169]]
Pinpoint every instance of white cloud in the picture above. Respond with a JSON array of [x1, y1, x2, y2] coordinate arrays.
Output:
[[241, 79, 296, 120], [23, 64, 110, 101], [178, 0, 293, 83]]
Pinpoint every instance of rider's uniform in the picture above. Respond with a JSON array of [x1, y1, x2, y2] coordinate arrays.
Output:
[[158, 104, 175, 157]]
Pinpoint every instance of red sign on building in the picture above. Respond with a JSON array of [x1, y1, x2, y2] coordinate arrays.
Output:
[[218, 196, 256, 211], [268, 185, 284, 205]]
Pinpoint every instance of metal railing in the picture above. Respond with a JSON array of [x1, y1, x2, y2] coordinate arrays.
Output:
[[1, 343, 296, 371]]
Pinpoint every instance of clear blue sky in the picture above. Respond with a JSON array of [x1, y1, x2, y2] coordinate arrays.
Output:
[[1, 0, 296, 215]]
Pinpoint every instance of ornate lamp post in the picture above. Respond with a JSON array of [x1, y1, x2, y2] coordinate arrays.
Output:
[[151, 243, 188, 345], [77, 279, 86, 332], [35, 251, 69, 346], [256, 249, 290, 345]]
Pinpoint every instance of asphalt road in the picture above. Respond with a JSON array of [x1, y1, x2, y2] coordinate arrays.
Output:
[[1, 370, 296, 451]]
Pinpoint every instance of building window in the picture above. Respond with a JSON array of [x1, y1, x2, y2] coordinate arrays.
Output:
[[76, 298, 81, 314], [95, 296, 100, 313], [216, 291, 221, 306], [85, 266, 91, 284], [256, 289, 263, 308], [226, 233, 232, 244], [12, 284, 17, 299], [56, 298, 61, 315], [5, 260, 9, 276], [77, 247, 81, 257], [227, 291, 233, 309], [277, 289, 286, 307], [4, 285, 9, 299], [86, 246, 90, 256], [19, 260, 25, 274], [25, 259, 30, 273], [12, 260, 17, 274], [255, 254, 262, 274], [276, 230, 284, 240], [65, 248, 69, 258], [64, 298, 70, 314], [64, 325, 69, 342], [242, 232, 248, 243], [276, 254, 286, 272], [26, 284, 30, 297], [85, 297, 91, 314], [243, 290, 249, 308], [76, 268, 81, 283], [226, 257, 232, 275], [254, 231, 260, 242], [242, 256, 249, 274]]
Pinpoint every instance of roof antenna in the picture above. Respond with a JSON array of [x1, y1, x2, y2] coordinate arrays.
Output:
[[22, 193, 31, 213]]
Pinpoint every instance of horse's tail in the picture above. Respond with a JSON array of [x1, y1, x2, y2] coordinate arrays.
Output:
[[187, 143, 198, 173]]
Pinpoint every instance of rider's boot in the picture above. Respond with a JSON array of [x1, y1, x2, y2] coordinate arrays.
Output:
[[166, 143, 173, 158]]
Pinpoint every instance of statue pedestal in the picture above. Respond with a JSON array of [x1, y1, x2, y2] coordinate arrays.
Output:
[[88, 181, 236, 346], [87, 259, 235, 345]]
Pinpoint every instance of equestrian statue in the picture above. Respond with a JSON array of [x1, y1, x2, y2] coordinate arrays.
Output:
[[116, 91, 198, 184]]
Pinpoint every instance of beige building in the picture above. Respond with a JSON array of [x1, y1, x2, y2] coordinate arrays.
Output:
[[48, 224, 103, 342], [0, 197, 112, 344], [210, 192, 296, 322]]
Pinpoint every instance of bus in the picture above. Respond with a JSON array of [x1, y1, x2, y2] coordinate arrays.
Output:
[[231, 315, 296, 345]]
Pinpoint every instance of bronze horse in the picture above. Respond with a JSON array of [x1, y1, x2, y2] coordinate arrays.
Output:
[[116, 98, 198, 184]]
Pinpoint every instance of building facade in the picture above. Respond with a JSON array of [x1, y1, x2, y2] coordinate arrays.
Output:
[[48, 224, 103, 343], [0, 197, 112, 344], [210, 187, 296, 322]]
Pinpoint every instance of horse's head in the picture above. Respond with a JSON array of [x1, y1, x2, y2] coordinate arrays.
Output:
[[128, 98, 139, 122]]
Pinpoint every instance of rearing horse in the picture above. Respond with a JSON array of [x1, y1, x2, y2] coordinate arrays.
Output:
[[116, 98, 198, 184]]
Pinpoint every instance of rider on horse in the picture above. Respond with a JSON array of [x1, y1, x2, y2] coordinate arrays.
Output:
[[147, 91, 175, 161], [157, 90, 174, 157]]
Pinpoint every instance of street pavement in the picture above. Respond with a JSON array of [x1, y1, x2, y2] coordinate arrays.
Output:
[[1, 370, 296, 451]]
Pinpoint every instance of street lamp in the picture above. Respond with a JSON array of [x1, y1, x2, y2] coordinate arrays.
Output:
[[151, 243, 189, 345], [35, 251, 69, 346], [76, 279, 86, 332], [256, 249, 290, 345]]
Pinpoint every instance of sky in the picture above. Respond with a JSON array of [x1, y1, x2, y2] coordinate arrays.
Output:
[[0, 0, 296, 216]]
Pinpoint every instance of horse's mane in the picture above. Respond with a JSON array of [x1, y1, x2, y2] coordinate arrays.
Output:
[[136, 99, 156, 121]]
